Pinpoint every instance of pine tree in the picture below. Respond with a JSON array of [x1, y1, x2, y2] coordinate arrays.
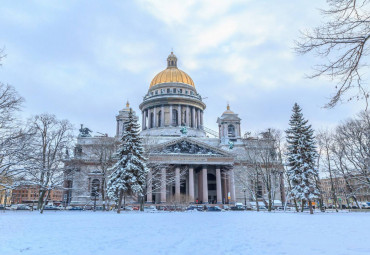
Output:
[[285, 103, 320, 214], [107, 109, 148, 213]]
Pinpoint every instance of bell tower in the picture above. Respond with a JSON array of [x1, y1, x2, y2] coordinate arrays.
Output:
[[116, 101, 137, 138], [216, 104, 241, 144]]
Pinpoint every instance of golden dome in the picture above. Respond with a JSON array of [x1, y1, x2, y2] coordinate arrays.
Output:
[[149, 52, 195, 88]]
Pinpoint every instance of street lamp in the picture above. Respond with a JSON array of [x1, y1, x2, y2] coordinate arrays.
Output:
[[243, 188, 247, 208]]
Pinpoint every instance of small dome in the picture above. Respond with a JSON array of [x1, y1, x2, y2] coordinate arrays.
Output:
[[149, 52, 195, 89], [223, 104, 235, 114]]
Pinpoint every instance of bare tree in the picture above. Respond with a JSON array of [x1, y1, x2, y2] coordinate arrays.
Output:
[[317, 129, 340, 212], [0, 76, 31, 208], [295, 0, 370, 108], [89, 136, 117, 210], [25, 114, 74, 213], [238, 129, 283, 212]]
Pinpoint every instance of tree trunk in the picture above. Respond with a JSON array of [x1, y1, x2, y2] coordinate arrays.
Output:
[[40, 189, 51, 214], [308, 199, 313, 214], [3, 192, 7, 210], [117, 190, 124, 214], [38, 189, 47, 210], [267, 190, 272, 212], [301, 200, 304, 212], [140, 196, 144, 212], [293, 197, 299, 212]]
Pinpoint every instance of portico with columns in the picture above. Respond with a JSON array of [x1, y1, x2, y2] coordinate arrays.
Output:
[[145, 138, 236, 204]]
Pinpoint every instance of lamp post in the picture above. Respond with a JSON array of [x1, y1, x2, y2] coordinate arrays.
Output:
[[91, 187, 98, 212], [243, 188, 247, 208]]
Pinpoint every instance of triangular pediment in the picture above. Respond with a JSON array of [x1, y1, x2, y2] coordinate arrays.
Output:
[[149, 137, 232, 157]]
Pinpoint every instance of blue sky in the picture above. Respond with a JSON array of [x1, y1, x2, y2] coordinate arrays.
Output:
[[0, 0, 365, 136]]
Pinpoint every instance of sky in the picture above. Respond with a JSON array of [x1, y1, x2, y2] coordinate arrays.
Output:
[[0, 0, 365, 137]]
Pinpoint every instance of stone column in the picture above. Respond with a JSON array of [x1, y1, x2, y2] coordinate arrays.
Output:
[[141, 111, 145, 131], [186, 106, 190, 127], [202, 165, 208, 203], [147, 169, 152, 203], [153, 107, 157, 128], [229, 169, 236, 203], [161, 105, 164, 127], [161, 168, 166, 203], [169, 105, 173, 127], [188, 167, 194, 203], [197, 109, 201, 129], [191, 107, 196, 128], [148, 109, 152, 129], [178, 105, 181, 126], [200, 110, 203, 127], [175, 166, 180, 202], [143, 109, 147, 130], [216, 167, 222, 204]]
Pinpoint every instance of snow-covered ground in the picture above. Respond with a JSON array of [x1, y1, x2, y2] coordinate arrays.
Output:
[[1, 210, 369, 255]]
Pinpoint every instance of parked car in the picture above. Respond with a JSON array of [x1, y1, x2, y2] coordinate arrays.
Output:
[[16, 205, 31, 210], [43, 205, 58, 210], [186, 206, 198, 211], [222, 205, 230, 211], [121, 206, 133, 211], [144, 205, 157, 213], [231, 203, 245, 211], [207, 206, 222, 212], [69, 206, 83, 210]]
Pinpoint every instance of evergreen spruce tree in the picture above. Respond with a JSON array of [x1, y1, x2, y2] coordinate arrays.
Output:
[[285, 103, 320, 214], [107, 109, 148, 213]]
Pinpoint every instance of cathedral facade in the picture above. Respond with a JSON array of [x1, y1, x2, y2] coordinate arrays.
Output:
[[64, 52, 283, 207]]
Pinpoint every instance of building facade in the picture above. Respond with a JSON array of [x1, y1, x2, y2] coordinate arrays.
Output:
[[64, 52, 283, 207], [11, 185, 63, 205]]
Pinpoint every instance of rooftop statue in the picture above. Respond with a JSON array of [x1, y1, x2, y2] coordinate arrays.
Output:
[[79, 124, 92, 137]]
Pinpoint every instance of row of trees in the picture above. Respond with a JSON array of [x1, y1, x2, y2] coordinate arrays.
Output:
[[316, 111, 370, 210], [237, 103, 369, 214]]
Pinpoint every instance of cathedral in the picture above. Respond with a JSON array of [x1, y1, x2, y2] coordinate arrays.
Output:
[[64, 52, 283, 207]]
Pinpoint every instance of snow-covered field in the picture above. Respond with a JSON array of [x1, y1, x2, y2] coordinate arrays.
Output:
[[0, 210, 369, 255]]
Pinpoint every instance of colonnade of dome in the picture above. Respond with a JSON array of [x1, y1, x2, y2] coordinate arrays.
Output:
[[139, 52, 206, 137]]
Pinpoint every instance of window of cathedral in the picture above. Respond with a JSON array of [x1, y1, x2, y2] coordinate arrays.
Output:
[[228, 125, 236, 137], [190, 91, 194, 95], [157, 111, 162, 127], [167, 88, 170, 93], [151, 92, 154, 96], [173, 88, 176, 93], [161, 89, 165, 94], [155, 90, 158, 95], [172, 109, 178, 126], [91, 179, 100, 197], [150, 112, 154, 128], [185, 90, 188, 94], [178, 89, 182, 94]]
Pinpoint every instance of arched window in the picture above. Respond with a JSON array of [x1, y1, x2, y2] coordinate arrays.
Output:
[[91, 179, 100, 197], [228, 125, 235, 137], [150, 112, 154, 128], [172, 109, 178, 126], [157, 111, 162, 127]]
